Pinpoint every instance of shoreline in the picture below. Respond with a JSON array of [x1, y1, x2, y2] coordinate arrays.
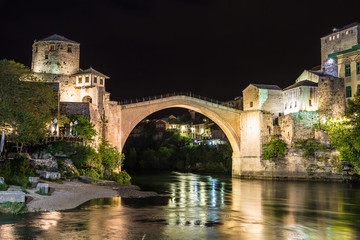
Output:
[[25, 180, 166, 212]]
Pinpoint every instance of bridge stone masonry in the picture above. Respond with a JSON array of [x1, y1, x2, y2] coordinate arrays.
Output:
[[102, 93, 274, 177]]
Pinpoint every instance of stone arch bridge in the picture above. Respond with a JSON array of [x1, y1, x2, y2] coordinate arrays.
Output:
[[104, 93, 269, 176]]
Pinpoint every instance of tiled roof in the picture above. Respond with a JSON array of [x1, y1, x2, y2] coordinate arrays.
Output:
[[251, 84, 282, 90], [308, 70, 333, 77], [38, 34, 79, 44], [73, 67, 110, 79], [283, 80, 318, 91]]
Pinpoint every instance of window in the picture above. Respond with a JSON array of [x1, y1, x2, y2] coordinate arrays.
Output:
[[85, 77, 89, 83], [290, 103, 292, 108], [295, 101, 297, 107], [78, 77, 82, 84], [284, 103, 287, 109], [346, 86, 352, 98], [309, 100, 312, 107], [100, 79, 104, 85], [45, 54, 48, 59], [337, 34, 339, 38], [329, 36, 331, 41], [358, 84, 360, 94], [94, 77, 97, 84], [49, 44, 55, 51], [250, 101, 253, 108], [345, 64, 351, 76], [357, 62, 360, 74], [67, 45, 72, 53], [333, 36, 335, 40]]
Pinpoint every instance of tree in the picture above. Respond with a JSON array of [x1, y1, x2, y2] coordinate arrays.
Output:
[[0, 59, 57, 152], [322, 94, 360, 174], [73, 115, 97, 143], [99, 140, 124, 176]]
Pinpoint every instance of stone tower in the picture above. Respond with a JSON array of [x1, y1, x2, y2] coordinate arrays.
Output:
[[31, 34, 80, 75], [320, 23, 360, 69]]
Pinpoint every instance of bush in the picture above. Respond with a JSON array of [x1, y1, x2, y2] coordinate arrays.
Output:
[[0, 154, 34, 187], [0, 183, 8, 191], [294, 138, 327, 160], [261, 135, 288, 160], [111, 171, 131, 184], [79, 168, 103, 180], [0, 202, 27, 215]]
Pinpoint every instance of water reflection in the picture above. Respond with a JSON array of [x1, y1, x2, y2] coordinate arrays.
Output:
[[1, 172, 360, 239]]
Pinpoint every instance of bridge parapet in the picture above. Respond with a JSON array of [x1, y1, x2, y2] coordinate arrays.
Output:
[[118, 92, 239, 111]]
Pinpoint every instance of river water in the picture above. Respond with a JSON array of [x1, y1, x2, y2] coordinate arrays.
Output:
[[1, 172, 360, 239]]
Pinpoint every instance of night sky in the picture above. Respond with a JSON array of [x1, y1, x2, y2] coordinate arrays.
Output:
[[1, 0, 360, 101]]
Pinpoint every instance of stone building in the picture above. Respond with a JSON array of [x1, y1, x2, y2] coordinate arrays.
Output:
[[320, 22, 360, 68], [242, 84, 283, 117], [282, 80, 318, 115]]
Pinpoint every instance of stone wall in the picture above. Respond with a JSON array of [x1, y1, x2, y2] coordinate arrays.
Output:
[[32, 40, 80, 75], [238, 149, 346, 180], [60, 102, 90, 116], [318, 76, 345, 122], [279, 111, 319, 146]]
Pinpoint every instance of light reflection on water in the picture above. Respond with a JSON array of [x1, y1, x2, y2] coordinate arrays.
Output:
[[1, 172, 360, 239]]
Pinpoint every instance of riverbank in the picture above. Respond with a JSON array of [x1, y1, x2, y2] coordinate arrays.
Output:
[[26, 179, 164, 212]]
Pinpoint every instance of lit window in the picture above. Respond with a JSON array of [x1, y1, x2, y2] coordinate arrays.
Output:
[[100, 79, 104, 85], [345, 64, 351, 76], [346, 86, 352, 98], [309, 100, 312, 107], [337, 34, 339, 38], [346, 30, 349, 35], [357, 62, 360, 74], [67, 45, 72, 53], [78, 77, 82, 84], [85, 77, 89, 83], [333, 36, 335, 40], [250, 101, 253, 108], [94, 77, 97, 84], [49, 44, 55, 51], [329, 36, 331, 41], [45, 54, 48, 59]]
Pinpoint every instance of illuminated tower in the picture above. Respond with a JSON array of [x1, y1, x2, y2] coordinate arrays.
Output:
[[31, 34, 80, 75]]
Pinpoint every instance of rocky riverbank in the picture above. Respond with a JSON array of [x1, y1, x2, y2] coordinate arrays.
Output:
[[26, 180, 165, 212]]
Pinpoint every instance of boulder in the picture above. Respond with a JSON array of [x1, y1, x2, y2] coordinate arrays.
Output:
[[0, 191, 25, 203], [54, 151, 67, 157], [28, 177, 39, 187], [79, 176, 94, 184], [36, 183, 49, 194], [32, 158, 58, 170], [0, 177, 4, 184], [38, 171, 61, 180]]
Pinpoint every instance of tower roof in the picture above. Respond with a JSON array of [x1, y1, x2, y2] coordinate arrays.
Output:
[[73, 67, 110, 79], [38, 34, 79, 44]]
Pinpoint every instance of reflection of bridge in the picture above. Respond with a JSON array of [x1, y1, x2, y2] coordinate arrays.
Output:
[[104, 93, 268, 176]]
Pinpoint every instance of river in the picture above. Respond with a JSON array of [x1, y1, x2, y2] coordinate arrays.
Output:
[[1, 172, 360, 239]]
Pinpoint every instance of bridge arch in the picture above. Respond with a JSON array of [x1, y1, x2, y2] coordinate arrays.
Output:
[[106, 95, 241, 164]]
